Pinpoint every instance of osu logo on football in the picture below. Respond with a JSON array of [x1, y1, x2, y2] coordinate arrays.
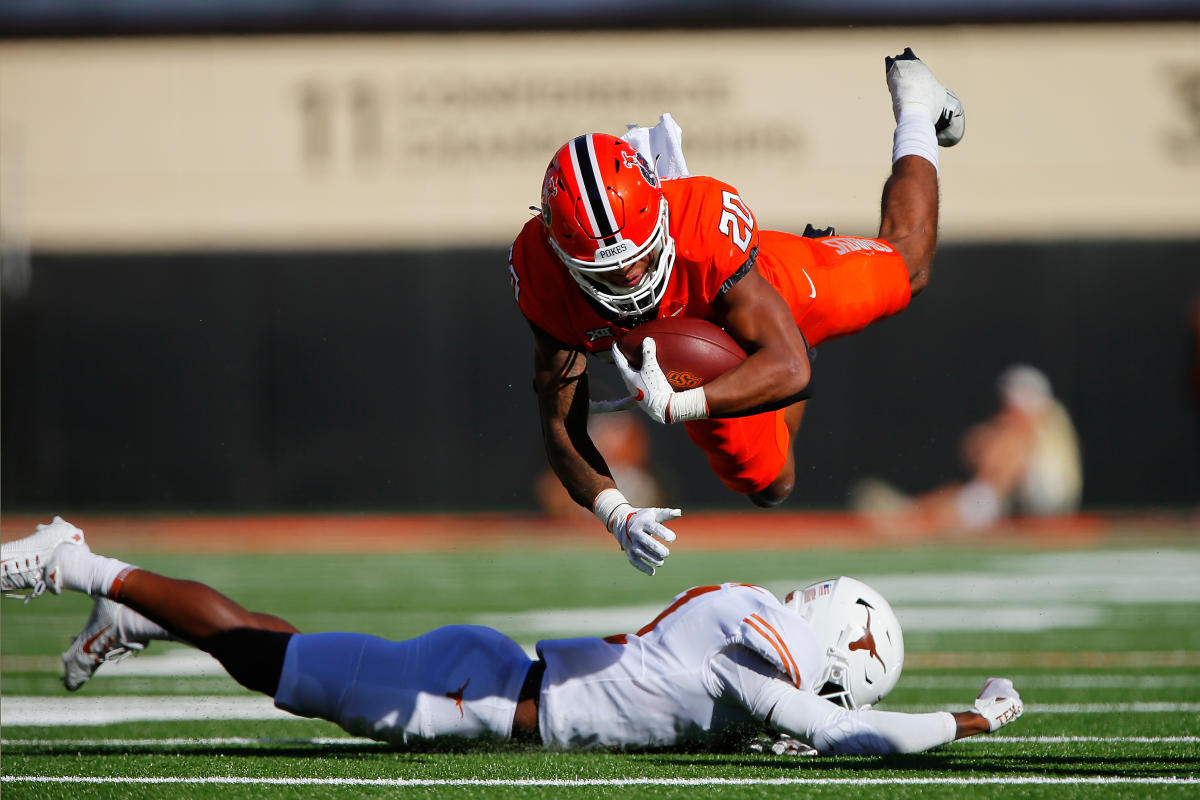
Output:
[[666, 370, 702, 389]]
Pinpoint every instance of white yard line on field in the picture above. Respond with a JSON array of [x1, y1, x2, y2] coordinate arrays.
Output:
[[9, 648, 1200, 678], [906, 650, 1200, 668], [6, 695, 1200, 726], [1, 695, 292, 725], [889, 702, 1200, 713], [2, 776, 1198, 787], [2, 737, 378, 747], [954, 736, 1200, 744], [5, 735, 1198, 748], [901, 674, 1200, 689]]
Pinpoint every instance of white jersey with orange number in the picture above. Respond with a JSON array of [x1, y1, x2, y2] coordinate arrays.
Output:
[[535, 582, 824, 749], [275, 583, 960, 754]]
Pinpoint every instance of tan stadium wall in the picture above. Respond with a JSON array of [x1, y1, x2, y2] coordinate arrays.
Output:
[[1, 23, 1198, 251]]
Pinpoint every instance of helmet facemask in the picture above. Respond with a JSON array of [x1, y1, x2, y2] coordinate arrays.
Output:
[[548, 201, 676, 319], [541, 133, 675, 320], [814, 654, 855, 709], [783, 577, 905, 711]]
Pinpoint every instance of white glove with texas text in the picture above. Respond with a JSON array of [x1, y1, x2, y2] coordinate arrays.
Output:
[[611, 338, 707, 425], [973, 677, 1024, 732], [593, 488, 680, 576]]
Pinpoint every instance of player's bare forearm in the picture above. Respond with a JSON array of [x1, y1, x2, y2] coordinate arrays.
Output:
[[878, 155, 939, 297], [706, 270, 811, 417], [538, 383, 617, 508], [952, 711, 991, 739], [531, 327, 617, 508]]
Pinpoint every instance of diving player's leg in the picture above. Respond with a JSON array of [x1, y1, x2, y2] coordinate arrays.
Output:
[[684, 408, 792, 506], [1, 516, 299, 695], [112, 568, 300, 695], [748, 400, 807, 508]]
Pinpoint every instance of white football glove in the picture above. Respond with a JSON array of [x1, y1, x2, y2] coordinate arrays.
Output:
[[594, 488, 680, 575], [611, 338, 707, 425], [749, 733, 818, 757], [973, 677, 1024, 732], [611, 505, 680, 576], [885, 47, 965, 147]]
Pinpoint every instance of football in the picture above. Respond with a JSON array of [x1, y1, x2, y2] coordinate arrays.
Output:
[[618, 317, 746, 390]]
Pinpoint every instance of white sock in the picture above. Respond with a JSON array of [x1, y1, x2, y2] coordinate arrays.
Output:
[[56, 546, 137, 598], [892, 108, 939, 171]]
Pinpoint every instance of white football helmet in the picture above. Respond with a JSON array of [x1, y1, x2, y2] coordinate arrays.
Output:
[[784, 576, 904, 709]]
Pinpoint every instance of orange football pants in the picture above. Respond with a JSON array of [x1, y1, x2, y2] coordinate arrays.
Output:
[[685, 232, 912, 494]]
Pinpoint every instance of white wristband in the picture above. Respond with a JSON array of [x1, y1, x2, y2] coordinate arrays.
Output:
[[593, 488, 633, 532], [892, 108, 938, 171], [666, 387, 708, 423]]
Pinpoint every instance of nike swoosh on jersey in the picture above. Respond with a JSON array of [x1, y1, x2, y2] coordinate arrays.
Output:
[[801, 269, 816, 299]]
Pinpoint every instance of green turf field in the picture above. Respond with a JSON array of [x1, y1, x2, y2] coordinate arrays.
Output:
[[3, 532, 1199, 798]]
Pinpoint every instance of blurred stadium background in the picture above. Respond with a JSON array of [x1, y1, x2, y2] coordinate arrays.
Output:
[[1, 4, 1198, 516], [2, 4, 1199, 796]]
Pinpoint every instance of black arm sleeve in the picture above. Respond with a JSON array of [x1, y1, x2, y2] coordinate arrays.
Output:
[[716, 246, 759, 299]]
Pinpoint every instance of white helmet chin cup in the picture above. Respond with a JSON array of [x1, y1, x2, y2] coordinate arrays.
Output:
[[549, 202, 676, 318], [783, 576, 905, 709]]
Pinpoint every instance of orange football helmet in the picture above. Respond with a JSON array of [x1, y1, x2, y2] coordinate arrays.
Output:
[[540, 134, 675, 318]]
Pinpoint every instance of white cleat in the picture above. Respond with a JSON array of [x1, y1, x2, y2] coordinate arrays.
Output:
[[885, 47, 966, 147], [936, 89, 965, 148], [1, 516, 89, 601], [62, 596, 148, 691]]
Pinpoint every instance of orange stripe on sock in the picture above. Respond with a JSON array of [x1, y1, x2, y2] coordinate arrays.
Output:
[[108, 567, 135, 599]]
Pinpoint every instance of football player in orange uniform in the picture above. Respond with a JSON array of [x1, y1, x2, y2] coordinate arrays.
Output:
[[508, 49, 966, 574]]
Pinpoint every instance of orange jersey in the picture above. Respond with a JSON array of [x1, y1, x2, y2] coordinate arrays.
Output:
[[509, 176, 911, 350], [509, 176, 759, 351], [509, 175, 914, 494]]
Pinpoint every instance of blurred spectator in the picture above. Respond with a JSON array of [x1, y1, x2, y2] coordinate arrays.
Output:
[[852, 365, 1082, 530], [536, 414, 665, 519]]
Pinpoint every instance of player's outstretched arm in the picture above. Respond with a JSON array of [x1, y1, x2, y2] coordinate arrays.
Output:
[[878, 48, 964, 298], [968, 676, 1025, 734], [532, 323, 680, 574], [532, 322, 615, 508], [754, 676, 1022, 756]]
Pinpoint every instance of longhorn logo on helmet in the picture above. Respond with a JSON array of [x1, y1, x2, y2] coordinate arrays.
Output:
[[848, 599, 887, 669]]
